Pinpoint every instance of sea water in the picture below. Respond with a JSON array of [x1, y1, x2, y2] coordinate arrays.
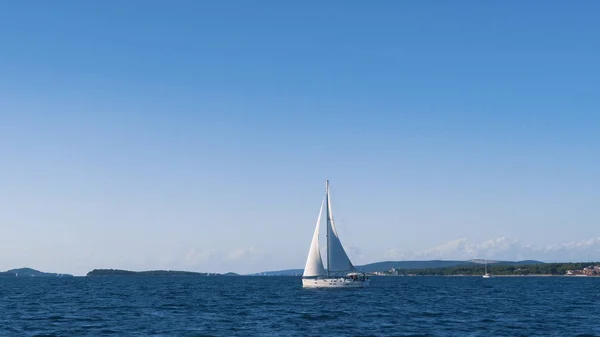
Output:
[[1, 276, 599, 336]]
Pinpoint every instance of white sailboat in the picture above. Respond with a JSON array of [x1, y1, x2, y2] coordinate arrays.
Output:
[[302, 180, 369, 288], [483, 258, 491, 278]]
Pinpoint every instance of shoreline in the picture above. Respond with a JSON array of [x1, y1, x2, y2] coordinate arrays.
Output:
[[380, 274, 599, 277]]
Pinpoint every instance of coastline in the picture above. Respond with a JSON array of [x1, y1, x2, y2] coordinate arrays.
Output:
[[378, 274, 599, 277]]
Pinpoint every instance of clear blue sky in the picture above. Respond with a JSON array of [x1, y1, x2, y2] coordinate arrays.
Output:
[[1, 1, 599, 275]]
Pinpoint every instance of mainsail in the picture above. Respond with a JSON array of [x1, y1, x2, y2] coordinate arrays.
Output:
[[303, 200, 326, 277], [325, 182, 354, 273]]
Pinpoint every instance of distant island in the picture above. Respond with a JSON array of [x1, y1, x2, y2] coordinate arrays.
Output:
[[252, 260, 600, 276], [0, 268, 73, 277], [252, 259, 545, 276], [5, 261, 596, 278], [376, 262, 600, 276], [87, 269, 239, 277]]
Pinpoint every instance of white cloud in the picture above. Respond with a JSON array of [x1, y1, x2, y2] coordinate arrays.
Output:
[[384, 249, 406, 260], [176, 246, 269, 274], [344, 245, 364, 261], [184, 248, 217, 262], [411, 237, 476, 259], [227, 246, 260, 261], [385, 236, 600, 262]]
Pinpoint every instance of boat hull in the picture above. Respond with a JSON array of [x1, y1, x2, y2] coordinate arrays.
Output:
[[302, 278, 370, 288]]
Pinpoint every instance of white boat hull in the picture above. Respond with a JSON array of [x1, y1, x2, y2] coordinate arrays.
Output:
[[302, 278, 370, 288]]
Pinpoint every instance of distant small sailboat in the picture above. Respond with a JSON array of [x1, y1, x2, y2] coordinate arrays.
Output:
[[483, 258, 491, 278], [302, 180, 369, 288]]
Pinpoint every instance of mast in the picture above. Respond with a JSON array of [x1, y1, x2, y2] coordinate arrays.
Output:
[[485, 259, 487, 274], [326, 180, 330, 277]]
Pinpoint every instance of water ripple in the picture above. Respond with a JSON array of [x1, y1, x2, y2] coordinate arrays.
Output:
[[1, 276, 600, 336]]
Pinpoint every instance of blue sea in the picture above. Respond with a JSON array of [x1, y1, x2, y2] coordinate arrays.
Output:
[[1, 276, 600, 336]]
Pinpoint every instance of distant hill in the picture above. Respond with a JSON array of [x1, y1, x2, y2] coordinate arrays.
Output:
[[87, 269, 239, 276], [0, 268, 73, 277], [358, 260, 471, 272], [251, 269, 304, 276], [251, 260, 545, 276], [387, 261, 596, 276], [364, 259, 544, 272]]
